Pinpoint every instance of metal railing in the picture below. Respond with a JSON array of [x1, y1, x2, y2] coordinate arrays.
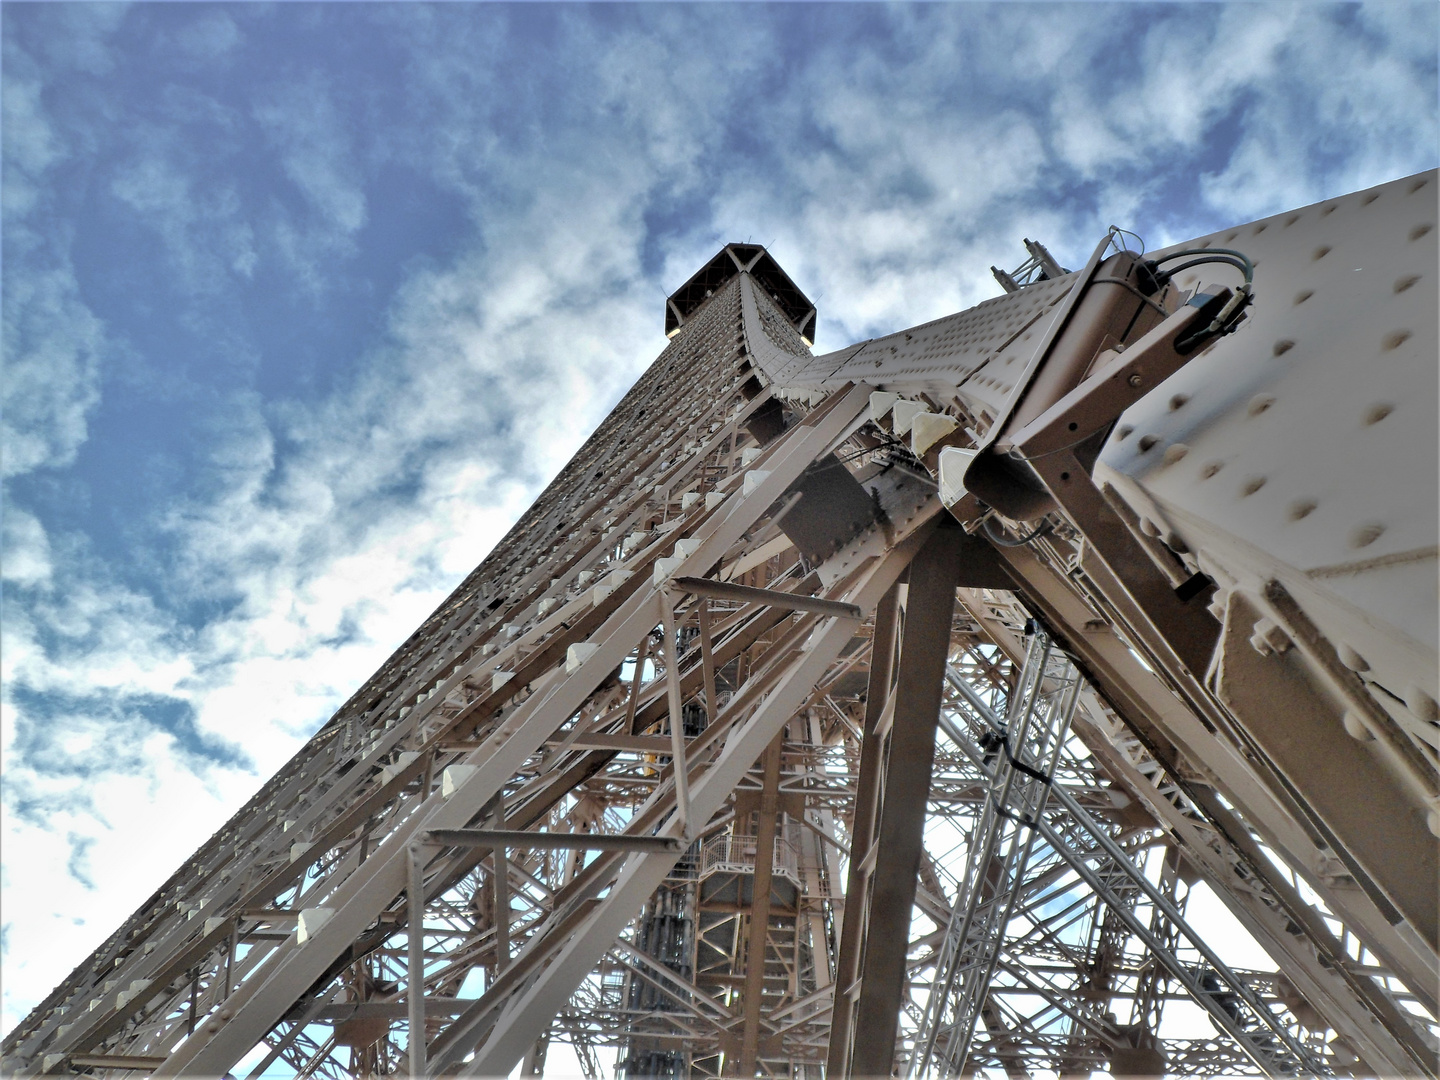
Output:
[[699, 830, 802, 887]]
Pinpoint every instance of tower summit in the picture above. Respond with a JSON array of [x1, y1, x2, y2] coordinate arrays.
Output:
[[665, 243, 816, 345]]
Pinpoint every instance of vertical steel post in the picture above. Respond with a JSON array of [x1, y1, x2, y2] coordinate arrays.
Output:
[[827, 582, 901, 1078], [492, 808, 512, 973], [735, 734, 783, 1076], [849, 526, 964, 1077], [660, 597, 692, 837], [408, 842, 426, 1080], [698, 601, 720, 725]]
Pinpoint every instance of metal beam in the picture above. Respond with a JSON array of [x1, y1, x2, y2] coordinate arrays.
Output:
[[672, 577, 864, 621], [448, 529, 930, 1077], [848, 525, 965, 1077], [425, 831, 685, 853], [736, 735, 783, 1075], [826, 581, 900, 1077]]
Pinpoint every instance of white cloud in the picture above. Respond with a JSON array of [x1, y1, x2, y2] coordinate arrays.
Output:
[[110, 154, 260, 290], [0, 267, 106, 479], [1, 507, 53, 588], [173, 10, 242, 63], [1, 31, 110, 483], [252, 73, 368, 289], [0, 59, 62, 218]]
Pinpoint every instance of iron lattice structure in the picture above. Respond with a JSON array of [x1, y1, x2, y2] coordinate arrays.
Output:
[[6, 180, 1438, 1080]]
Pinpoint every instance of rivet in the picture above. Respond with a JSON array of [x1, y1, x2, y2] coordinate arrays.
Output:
[[1164, 531, 1189, 554], [1394, 275, 1420, 293], [1272, 340, 1294, 357], [1241, 477, 1266, 497], [1138, 517, 1162, 538], [1382, 330, 1411, 351], [1247, 395, 1275, 417], [1287, 499, 1317, 521], [1137, 434, 1160, 452], [1363, 403, 1393, 426], [1349, 522, 1384, 549], [1293, 290, 1313, 305], [1162, 444, 1189, 465], [1200, 461, 1224, 480], [1128, 373, 1143, 387], [1405, 686, 1439, 722], [1168, 394, 1189, 411], [1312, 246, 1331, 260], [1342, 710, 1374, 741], [1337, 644, 1369, 672], [1409, 224, 1433, 241]]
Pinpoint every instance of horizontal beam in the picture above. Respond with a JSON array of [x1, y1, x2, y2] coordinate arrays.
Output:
[[424, 829, 681, 852], [316, 999, 472, 1020], [547, 734, 681, 753], [670, 577, 862, 620], [69, 1056, 170, 1071]]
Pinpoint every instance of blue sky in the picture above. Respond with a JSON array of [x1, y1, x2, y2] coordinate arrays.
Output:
[[2, 1, 1436, 1037]]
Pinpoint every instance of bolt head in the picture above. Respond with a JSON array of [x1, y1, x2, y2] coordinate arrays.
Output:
[[1127, 373, 1143, 387]]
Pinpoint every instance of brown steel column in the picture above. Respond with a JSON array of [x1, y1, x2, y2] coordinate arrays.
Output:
[[735, 735, 784, 1076], [826, 582, 901, 1078], [848, 526, 964, 1077]]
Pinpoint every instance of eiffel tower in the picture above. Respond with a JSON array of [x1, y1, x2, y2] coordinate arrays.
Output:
[[6, 171, 1437, 1080]]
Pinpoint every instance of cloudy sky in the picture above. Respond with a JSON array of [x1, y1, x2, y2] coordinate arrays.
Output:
[[2, 0, 1436, 1037]]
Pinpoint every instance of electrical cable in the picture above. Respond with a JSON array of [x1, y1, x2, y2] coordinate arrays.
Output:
[[1151, 245, 1254, 281], [982, 516, 1053, 548], [1105, 225, 1147, 257], [999, 734, 1053, 786], [1147, 247, 1256, 349], [1155, 255, 1251, 280]]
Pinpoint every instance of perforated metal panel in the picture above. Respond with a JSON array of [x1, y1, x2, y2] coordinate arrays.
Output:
[[783, 274, 1073, 416], [1098, 170, 1438, 709]]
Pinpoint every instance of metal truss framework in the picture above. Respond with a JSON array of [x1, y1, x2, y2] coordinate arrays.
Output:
[[7, 176, 1438, 1080]]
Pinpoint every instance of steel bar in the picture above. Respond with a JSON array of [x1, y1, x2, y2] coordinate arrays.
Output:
[[698, 600, 719, 726], [426, 830, 683, 852], [849, 525, 965, 1077], [736, 735, 783, 1075], [408, 843, 426, 1079], [672, 577, 864, 621], [659, 596, 693, 837], [826, 581, 900, 1078], [68, 1056, 169, 1070]]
